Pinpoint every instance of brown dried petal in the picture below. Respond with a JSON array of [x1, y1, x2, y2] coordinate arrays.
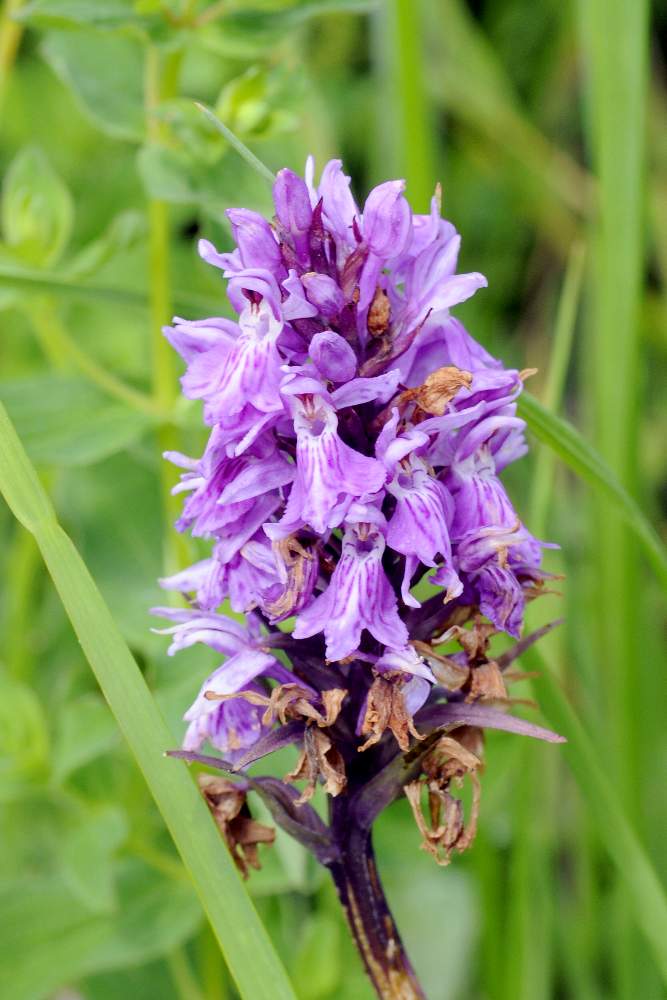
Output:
[[359, 674, 424, 753], [198, 774, 245, 821], [319, 688, 347, 727], [440, 619, 497, 663], [287, 726, 347, 804], [405, 730, 483, 866], [397, 365, 473, 417], [263, 684, 322, 725], [198, 775, 275, 879], [467, 661, 508, 703], [264, 537, 316, 621], [367, 287, 391, 337], [206, 683, 346, 729]]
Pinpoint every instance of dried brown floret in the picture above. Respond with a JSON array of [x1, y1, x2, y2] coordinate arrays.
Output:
[[399, 365, 473, 416], [205, 682, 346, 728], [198, 774, 275, 879], [287, 725, 347, 803], [405, 727, 483, 866], [367, 287, 391, 337], [359, 672, 424, 753]]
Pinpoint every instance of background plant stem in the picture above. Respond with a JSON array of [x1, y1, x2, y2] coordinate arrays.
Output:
[[578, 2, 651, 995], [372, 0, 435, 209], [145, 44, 188, 576], [0, 0, 23, 109]]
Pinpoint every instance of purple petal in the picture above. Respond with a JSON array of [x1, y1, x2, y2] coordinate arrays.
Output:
[[362, 179, 411, 258], [226, 208, 284, 272], [310, 330, 357, 383]]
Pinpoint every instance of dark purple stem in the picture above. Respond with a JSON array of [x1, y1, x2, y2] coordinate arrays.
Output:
[[326, 796, 426, 1000]]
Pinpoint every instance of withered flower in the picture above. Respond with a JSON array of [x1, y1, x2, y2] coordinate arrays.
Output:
[[198, 774, 275, 879]]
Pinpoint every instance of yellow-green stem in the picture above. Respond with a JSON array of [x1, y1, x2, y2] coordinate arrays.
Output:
[[199, 924, 230, 1000], [167, 947, 206, 1000], [381, 0, 436, 210], [4, 522, 41, 680], [26, 297, 165, 420], [0, 0, 24, 110], [145, 44, 189, 576]]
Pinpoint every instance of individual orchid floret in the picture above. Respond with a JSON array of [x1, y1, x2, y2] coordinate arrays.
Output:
[[182, 692, 267, 760], [226, 208, 285, 275], [271, 391, 386, 537], [152, 608, 283, 759], [293, 506, 408, 660]]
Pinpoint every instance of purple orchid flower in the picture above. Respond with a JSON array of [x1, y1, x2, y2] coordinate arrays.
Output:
[[155, 157, 562, 1000]]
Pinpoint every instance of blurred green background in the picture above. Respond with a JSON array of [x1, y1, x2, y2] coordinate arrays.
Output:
[[0, 1, 665, 998]]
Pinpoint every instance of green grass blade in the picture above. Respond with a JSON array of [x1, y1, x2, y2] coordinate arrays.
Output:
[[526, 647, 667, 986], [0, 401, 297, 1000], [579, 1, 650, 987], [518, 392, 667, 591], [196, 104, 276, 186], [529, 242, 586, 535], [503, 245, 585, 1000]]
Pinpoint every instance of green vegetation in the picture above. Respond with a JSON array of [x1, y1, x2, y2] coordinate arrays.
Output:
[[0, 1, 665, 998]]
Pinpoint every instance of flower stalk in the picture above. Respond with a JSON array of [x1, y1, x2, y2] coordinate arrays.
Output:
[[327, 817, 425, 1000]]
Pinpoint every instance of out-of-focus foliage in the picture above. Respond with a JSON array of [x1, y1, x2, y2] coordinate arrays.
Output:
[[0, 1, 665, 998]]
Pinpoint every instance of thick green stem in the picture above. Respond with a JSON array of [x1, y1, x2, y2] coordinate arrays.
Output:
[[144, 44, 188, 576]]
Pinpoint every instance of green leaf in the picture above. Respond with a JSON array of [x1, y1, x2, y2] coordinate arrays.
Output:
[[528, 242, 586, 535], [137, 141, 273, 215], [1, 146, 74, 267], [426, 0, 590, 224], [0, 863, 202, 1000], [41, 29, 145, 142], [64, 210, 146, 281], [151, 98, 227, 167], [216, 65, 301, 141], [137, 145, 203, 205], [18, 0, 139, 29], [0, 674, 50, 776], [0, 401, 297, 1000], [201, 2, 378, 58], [519, 391, 667, 591], [52, 693, 119, 782], [0, 375, 153, 466], [59, 804, 128, 912]]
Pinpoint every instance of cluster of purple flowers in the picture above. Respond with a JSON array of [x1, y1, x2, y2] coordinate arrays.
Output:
[[153, 158, 549, 763]]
